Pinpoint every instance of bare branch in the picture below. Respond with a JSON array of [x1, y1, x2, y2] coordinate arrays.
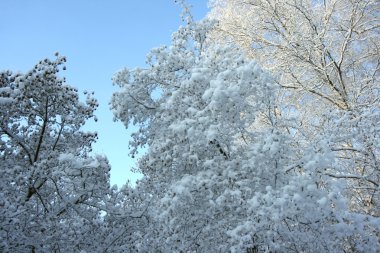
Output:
[[323, 173, 379, 187], [34, 98, 49, 162]]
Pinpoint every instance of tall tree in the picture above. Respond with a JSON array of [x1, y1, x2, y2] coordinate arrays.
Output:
[[0, 55, 111, 252], [209, 0, 379, 109], [209, 0, 380, 217], [112, 19, 380, 251]]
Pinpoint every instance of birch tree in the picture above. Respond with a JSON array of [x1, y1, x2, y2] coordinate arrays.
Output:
[[209, 0, 380, 217]]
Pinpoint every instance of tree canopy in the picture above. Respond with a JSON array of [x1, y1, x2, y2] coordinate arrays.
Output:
[[110, 11, 380, 251], [1, 1, 379, 252]]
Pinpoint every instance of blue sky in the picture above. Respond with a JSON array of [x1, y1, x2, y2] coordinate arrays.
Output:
[[0, 1, 209, 187]]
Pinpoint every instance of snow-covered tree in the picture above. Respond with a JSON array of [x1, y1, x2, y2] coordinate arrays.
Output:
[[209, 0, 380, 218], [0, 55, 112, 252], [209, 0, 379, 109], [112, 19, 380, 252]]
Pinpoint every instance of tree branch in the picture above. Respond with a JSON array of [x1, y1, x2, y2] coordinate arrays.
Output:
[[34, 98, 49, 162], [323, 173, 378, 187], [128, 92, 156, 110], [0, 124, 34, 165], [52, 119, 65, 151]]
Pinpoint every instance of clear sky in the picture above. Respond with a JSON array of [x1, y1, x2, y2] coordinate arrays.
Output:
[[0, 0, 209, 187]]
